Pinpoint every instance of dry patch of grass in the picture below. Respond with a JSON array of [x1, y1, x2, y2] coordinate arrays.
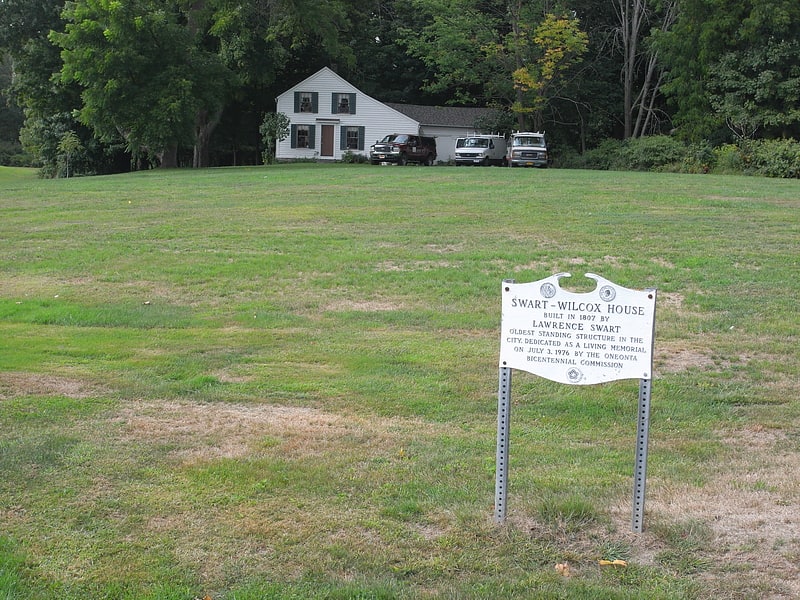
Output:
[[2, 274, 182, 304], [107, 400, 461, 586], [0, 371, 104, 399], [110, 397, 800, 597], [113, 400, 443, 465], [615, 426, 800, 599], [375, 259, 458, 272], [654, 342, 716, 375], [322, 298, 407, 312]]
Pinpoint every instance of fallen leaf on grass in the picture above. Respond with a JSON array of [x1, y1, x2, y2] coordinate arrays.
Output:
[[598, 559, 628, 567]]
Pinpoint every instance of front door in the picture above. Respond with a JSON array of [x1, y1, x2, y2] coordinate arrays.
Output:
[[321, 125, 334, 157]]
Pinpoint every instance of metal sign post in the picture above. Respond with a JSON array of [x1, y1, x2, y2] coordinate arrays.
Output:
[[632, 377, 652, 533], [494, 366, 512, 524], [495, 273, 657, 531]]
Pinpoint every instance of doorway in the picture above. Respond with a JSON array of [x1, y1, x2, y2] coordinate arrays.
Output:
[[321, 125, 334, 157]]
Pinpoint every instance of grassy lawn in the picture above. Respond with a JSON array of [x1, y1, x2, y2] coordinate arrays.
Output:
[[1, 163, 798, 599]]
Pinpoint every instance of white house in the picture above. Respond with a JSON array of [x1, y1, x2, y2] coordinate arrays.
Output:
[[275, 67, 496, 163]]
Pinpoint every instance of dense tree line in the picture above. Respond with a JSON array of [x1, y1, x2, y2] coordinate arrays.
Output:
[[1, 0, 798, 175]]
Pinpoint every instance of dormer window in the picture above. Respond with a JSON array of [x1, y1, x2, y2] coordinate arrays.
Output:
[[299, 93, 313, 113], [294, 92, 318, 113]]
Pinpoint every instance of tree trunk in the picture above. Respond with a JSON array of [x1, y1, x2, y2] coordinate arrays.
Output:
[[160, 144, 179, 168], [616, 0, 643, 140], [193, 107, 223, 168], [631, 1, 677, 138], [510, 0, 526, 130]]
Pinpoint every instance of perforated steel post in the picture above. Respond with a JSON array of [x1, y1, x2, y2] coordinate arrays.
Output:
[[494, 366, 512, 523], [632, 377, 652, 532]]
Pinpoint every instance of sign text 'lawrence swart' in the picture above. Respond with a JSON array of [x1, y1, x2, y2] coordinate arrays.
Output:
[[499, 273, 656, 385]]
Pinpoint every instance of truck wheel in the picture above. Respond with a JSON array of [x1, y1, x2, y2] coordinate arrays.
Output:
[[424, 155, 434, 166], [399, 154, 408, 166]]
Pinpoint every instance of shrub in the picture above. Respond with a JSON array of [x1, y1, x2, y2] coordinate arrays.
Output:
[[541, 135, 799, 177], [568, 136, 691, 172], [617, 135, 687, 171], [712, 144, 744, 175], [575, 138, 626, 170], [0, 140, 34, 167], [341, 151, 368, 164], [741, 138, 800, 178], [681, 141, 715, 173]]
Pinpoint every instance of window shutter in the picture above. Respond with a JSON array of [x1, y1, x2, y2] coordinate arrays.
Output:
[[349, 93, 356, 114], [308, 125, 316, 148], [331, 94, 337, 114], [293, 93, 300, 113], [290, 125, 297, 148], [358, 127, 365, 150], [340, 128, 347, 150], [311, 93, 318, 113]]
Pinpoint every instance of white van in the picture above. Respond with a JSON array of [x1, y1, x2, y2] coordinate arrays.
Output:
[[508, 131, 549, 168], [454, 135, 508, 166]]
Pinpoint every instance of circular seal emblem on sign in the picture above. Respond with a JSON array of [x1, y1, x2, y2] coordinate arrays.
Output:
[[567, 368, 583, 383], [599, 285, 616, 302], [540, 283, 557, 298]]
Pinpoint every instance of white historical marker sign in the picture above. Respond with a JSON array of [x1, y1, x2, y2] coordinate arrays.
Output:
[[499, 272, 656, 384], [495, 273, 657, 532]]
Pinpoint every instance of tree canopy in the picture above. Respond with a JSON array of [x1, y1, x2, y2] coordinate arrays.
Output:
[[1, 0, 798, 173]]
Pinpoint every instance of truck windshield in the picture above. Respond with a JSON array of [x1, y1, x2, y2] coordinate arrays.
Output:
[[457, 138, 490, 148], [513, 137, 544, 147], [468, 139, 489, 148], [381, 134, 410, 143]]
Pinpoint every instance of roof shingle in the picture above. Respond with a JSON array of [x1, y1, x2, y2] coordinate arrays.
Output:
[[385, 103, 496, 128]]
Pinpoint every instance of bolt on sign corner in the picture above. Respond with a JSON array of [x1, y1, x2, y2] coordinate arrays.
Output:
[[499, 273, 656, 385]]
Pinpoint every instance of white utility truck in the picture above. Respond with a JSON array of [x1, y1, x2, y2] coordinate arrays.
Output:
[[454, 135, 508, 166], [508, 131, 549, 167]]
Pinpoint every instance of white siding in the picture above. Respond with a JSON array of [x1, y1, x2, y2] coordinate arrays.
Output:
[[275, 67, 419, 161]]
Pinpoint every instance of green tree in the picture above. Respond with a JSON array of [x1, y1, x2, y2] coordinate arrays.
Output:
[[343, 0, 443, 104], [259, 112, 290, 164], [57, 130, 82, 177], [0, 0, 91, 174], [707, 40, 800, 139], [657, 0, 800, 141], [53, 0, 234, 167], [400, 0, 512, 105], [0, 54, 26, 164], [400, 2, 587, 130]]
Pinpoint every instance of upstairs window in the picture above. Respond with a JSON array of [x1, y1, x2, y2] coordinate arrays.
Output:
[[332, 93, 356, 114], [294, 92, 318, 113]]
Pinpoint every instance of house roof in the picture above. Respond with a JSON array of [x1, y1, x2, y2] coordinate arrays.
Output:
[[385, 103, 496, 128], [277, 67, 497, 130]]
